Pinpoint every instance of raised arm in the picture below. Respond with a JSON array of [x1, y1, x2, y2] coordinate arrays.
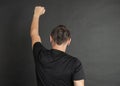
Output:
[[30, 6, 45, 47]]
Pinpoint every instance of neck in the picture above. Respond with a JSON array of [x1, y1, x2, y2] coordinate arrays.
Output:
[[52, 44, 67, 52]]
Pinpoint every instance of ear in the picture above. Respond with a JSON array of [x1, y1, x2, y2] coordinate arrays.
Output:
[[67, 38, 71, 46], [50, 35, 52, 43]]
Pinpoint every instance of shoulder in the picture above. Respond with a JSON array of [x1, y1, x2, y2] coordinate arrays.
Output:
[[72, 57, 82, 64], [33, 42, 47, 50], [65, 53, 81, 62], [33, 42, 48, 56], [64, 53, 82, 65], [33, 42, 43, 48], [66, 55, 83, 70]]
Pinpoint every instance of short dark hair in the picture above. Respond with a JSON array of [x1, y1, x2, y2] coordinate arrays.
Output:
[[50, 25, 71, 45]]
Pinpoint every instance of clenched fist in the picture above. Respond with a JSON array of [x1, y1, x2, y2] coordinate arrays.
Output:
[[34, 6, 45, 17]]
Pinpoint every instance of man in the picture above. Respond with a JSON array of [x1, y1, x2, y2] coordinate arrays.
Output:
[[30, 6, 85, 86]]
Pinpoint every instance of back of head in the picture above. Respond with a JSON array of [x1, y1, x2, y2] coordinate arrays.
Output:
[[50, 25, 71, 45]]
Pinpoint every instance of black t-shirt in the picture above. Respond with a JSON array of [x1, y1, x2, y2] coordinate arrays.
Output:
[[33, 42, 85, 86]]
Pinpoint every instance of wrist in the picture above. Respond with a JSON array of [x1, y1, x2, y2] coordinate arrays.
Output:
[[33, 14, 40, 18]]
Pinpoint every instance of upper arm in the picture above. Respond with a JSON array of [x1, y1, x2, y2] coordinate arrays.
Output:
[[74, 80, 84, 86], [31, 35, 41, 48], [72, 58, 85, 86], [73, 58, 85, 80], [33, 42, 46, 61]]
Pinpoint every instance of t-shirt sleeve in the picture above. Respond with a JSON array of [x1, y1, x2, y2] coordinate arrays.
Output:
[[33, 42, 46, 61], [73, 58, 85, 80]]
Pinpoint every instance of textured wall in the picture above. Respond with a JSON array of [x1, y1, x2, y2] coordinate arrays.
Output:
[[0, 0, 120, 86]]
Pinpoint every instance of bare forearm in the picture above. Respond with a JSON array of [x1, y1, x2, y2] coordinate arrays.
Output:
[[30, 15, 40, 37]]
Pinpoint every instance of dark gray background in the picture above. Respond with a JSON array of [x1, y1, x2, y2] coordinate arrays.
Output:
[[0, 0, 120, 86]]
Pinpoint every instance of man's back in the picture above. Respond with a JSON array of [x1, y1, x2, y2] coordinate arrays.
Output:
[[33, 42, 85, 86]]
